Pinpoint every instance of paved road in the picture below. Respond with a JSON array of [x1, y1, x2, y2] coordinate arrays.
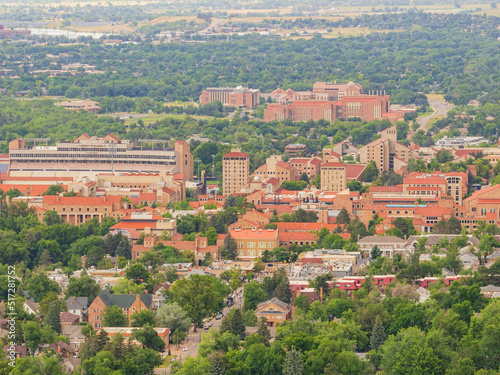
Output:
[[416, 98, 455, 130], [155, 288, 244, 374], [199, 18, 224, 35]]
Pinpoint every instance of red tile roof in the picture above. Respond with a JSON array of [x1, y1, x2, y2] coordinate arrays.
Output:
[[111, 222, 157, 230], [404, 178, 446, 184], [224, 152, 249, 158], [230, 228, 278, 240], [345, 164, 366, 179], [276, 222, 338, 232], [42, 195, 122, 206], [369, 186, 403, 193], [0, 184, 68, 197], [279, 232, 317, 242]]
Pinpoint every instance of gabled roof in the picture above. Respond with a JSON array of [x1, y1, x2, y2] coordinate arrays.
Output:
[[60, 312, 79, 323], [256, 298, 290, 313], [94, 290, 152, 309]]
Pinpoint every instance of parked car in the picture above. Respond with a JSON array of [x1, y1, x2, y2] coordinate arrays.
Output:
[[183, 346, 189, 352], [215, 313, 223, 320], [204, 323, 211, 330]]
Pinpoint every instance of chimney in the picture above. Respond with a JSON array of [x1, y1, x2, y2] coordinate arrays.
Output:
[[129, 291, 132, 295], [320, 287, 323, 302], [144, 290, 148, 294], [73, 296, 76, 300], [196, 265, 199, 269]]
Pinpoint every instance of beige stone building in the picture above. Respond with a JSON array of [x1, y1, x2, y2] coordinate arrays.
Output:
[[289, 157, 322, 180], [223, 149, 249, 196], [254, 155, 298, 183], [359, 125, 415, 172], [320, 162, 347, 192]]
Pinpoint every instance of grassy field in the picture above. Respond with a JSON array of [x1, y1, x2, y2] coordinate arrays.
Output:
[[122, 113, 214, 126]]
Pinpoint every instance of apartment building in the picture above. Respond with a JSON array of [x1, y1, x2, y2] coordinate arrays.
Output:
[[8, 134, 193, 180], [359, 125, 416, 172], [88, 290, 152, 329], [230, 228, 280, 258], [289, 157, 322, 180], [320, 162, 347, 192], [41, 195, 123, 225], [254, 155, 298, 183], [200, 86, 260, 109], [222, 149, 249, 196]]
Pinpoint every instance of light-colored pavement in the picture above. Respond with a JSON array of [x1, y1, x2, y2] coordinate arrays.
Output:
[[416, 98, 454, 130]]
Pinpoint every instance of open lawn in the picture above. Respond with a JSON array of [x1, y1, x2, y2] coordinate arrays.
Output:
[[122, 113, 215, 126], [427, 94, 446, 101]]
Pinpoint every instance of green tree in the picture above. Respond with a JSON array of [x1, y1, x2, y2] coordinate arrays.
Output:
[[221, 233, 237, 260], [131, 309, 156, 327], [44, 300, 61, 334], [370, 317, 386, 351], [115, 237, 132, 259], [283, 346, 305, 375], [364, 161, 379, 182], [336, 207, 351, 224], [125, 263, 149, 284], [65, 272, 101, 302], [273, 276, 292, 304], [131, 325, 165, 351], [24, 272, 61, 302], [243, 281, 267, 311], [169, 275, 228, 332], [220, 309, 246, 340], [112, 278, 145, 295], [43, 185, 65, 196], [43, 210, 64, 226], [155, 302, 191, 334], [371, 245, 382, 259], [256, 317, 271, 346], [102, 305, 127, 327]]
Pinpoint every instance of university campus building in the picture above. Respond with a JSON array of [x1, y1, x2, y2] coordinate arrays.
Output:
[[200, 86, 260, 109], [263, 82, 404, 123], [8, 134, 193, 180]]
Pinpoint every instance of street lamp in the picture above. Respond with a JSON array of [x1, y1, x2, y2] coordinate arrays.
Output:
[[195, 159, 201, 181], [211, 154, 215, 180]]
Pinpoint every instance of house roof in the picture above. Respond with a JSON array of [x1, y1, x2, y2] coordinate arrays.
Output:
[[358, 235, 406, 244], [94, 290, 152, 309], [24, 299, 39, 313], [276, 222, 338, 232], [60, 312, 80, 323], [66, 296, 88, 310], [256, 298, 290, 313], [230, 228, 278, 240], [279, 232, 317, 242], [62, 325, 84, 338]]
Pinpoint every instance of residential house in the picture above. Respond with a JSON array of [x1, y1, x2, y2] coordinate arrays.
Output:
[[255, 298, 292, 327], [357, 236, 407, 259], [62, 325, 86, 351], [3, 345, 27, 359], [60, 312, 80, 328], [66, 296, 88, 321], [23, 299, 39, 315], [480, 285, 500, 298], [88, 290, 152, 329], [459, 247, 480, 271]]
